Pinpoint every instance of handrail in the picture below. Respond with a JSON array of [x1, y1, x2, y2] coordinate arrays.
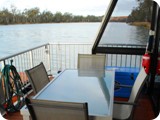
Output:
[[49, 43, 92, 45], [0, 43, 145, 62], [99, 44, 146, 47], [96, 47, 146, 55], [0, 43, 49, 61], [0, 43, 145, 70], [49, 43, 146, 47]]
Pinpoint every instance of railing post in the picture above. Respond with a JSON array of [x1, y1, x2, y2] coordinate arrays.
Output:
[[45, 44, 51, 73], [58, 44, 62, 72], [29, 50, 33, 68], [1, 60, 5, 69]]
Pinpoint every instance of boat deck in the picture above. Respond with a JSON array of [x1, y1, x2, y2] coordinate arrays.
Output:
[[3, 93, 155, 120]]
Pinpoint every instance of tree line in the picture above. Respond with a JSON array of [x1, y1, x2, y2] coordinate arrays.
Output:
[[0, 0, 152, 25], [128, 0, 152, 22], [0, 6, 103, 25]]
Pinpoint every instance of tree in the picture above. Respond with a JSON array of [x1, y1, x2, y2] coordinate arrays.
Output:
[[0, 8, 12, 24], [128, 0, 152, 22], [0, 7, 102, 24], [40, 10, 54, 23], [24, 7, 40, 23], [63, 12, 73, 22], [54, 12, 63, 23]]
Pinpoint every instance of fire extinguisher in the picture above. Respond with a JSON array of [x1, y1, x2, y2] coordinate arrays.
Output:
[[142, 30, 154, 74], [142, 53, 151, 74], [142, 53, 160, 75]]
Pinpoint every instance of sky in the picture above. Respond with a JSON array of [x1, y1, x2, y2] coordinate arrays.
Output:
[[0, 0, 109, 16], [0, 0, 159, 16]]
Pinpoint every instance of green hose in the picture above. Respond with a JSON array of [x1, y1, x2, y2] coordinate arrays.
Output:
[[0, 64, 25, 112]]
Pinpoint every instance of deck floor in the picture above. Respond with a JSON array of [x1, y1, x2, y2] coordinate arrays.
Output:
[[3, 93, 155, 120], [133, 95, 155, 120]]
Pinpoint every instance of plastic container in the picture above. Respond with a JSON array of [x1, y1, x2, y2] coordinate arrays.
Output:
[[106, 66, 139, 98]]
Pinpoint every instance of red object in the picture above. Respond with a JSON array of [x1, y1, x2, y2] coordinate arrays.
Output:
[[156, 54, 160, 75], [142, 53, 150, 74]]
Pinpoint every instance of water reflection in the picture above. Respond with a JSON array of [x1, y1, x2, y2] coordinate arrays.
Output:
[[99, 0, 151, 45], [100, 23, 149, 45], [78, 69, 111, 108], [78, 70, 105, 77], [134, 26, 149, 45]]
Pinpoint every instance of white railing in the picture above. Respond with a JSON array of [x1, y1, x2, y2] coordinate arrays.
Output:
[[0, 43, 51, 85], [0, 43, 145, 86], [49, 43, 92, 74], [0, 43, 92, 84]]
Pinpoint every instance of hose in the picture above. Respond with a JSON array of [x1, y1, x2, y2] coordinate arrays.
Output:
[[0, 64, 25, 112]]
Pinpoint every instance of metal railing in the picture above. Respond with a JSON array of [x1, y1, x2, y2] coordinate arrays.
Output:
[[0, 43, 145, 86], [99, 44, 146, 68], [49, 43, 92, 74], [0, 43, 51, 84]]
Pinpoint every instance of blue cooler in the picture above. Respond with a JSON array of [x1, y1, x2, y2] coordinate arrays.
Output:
[[106, 66, 140, 98]]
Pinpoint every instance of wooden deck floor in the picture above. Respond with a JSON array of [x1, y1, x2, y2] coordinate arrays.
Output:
[[133, 95, 155, 120], [2, 93, 156, 120]]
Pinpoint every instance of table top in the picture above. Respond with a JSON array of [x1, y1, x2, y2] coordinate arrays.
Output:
[[34, 69, 115, 118]]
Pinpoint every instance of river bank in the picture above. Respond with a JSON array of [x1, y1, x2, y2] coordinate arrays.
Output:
[[129, 22, 150, 29]]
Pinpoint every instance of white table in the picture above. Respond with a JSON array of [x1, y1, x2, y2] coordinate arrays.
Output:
[[21, 69, 115, 120]]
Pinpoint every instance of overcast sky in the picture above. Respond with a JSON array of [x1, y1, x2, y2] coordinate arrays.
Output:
[[0, 0, 109, 16], [0, 0, 159, 16]]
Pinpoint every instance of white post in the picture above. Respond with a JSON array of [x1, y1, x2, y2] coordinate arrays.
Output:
[[0, 60, 5, 71], [45, 44, 51, 73], [29, 51, 33, 68]]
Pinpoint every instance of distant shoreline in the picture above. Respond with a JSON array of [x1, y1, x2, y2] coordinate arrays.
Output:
[[0, 22, 101, 26], [129, 22, 150, 29]]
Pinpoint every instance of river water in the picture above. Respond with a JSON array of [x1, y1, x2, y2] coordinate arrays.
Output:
[[0, 22, 149, 58]]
